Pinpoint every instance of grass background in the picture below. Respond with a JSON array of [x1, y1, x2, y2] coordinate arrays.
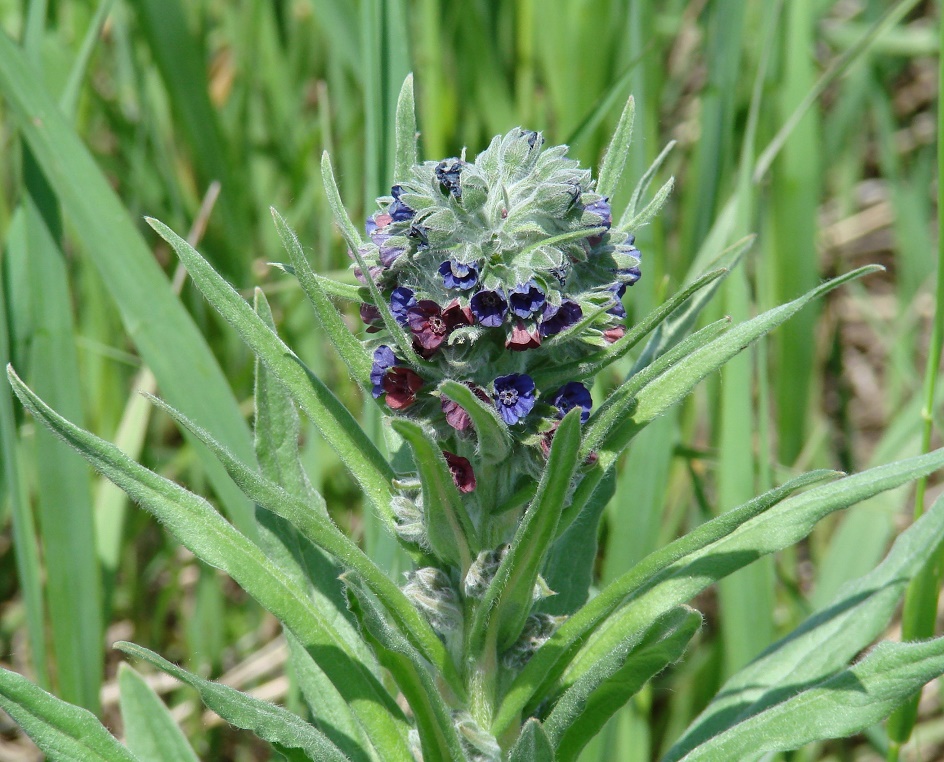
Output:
[[0, 0, 940, 759]]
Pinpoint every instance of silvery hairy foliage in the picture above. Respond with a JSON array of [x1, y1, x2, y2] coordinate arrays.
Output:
[[5, 75, 944, 762]]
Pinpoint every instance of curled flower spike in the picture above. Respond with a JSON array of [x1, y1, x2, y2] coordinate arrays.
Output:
[[550, 382, 593, 423], [470, 288, 508, 327], [444, 451, 476, 493], [493, 374, 536, 425], [439, 260, 479, 291]]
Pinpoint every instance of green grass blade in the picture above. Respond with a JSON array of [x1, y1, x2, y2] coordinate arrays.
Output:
[[546, 607, 701, 762], [0, 665, 137, 762], [117, 643, 349, 762], [7, 368, 413, 758], [117, 664, 198, 762], [145, 217, 396, 520], [0, 29, 257, 534], [392, 418, 475, 571], [668, 638, 944, 762], [59, 0, 113, 119], [672, 489, 944, 759]]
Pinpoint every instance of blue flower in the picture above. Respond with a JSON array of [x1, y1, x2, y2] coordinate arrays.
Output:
[[493, 374, 536, 425], [379, 241, 406, 267], [439, 260, 479, 291], [550, 382, 592, 423], [618, 265, 642, 286], [509, 280, 546, 319], [388, 185, 415, 222], [584, 197, 612, 229], [540, 299, 583, 337], [470, 288, 507, 327], [390, 287, 416, 326], [519, 129, 543, 150], [370, 345, 397, 398], [435, 160, 464, 199], [607, 282, 627, 318]]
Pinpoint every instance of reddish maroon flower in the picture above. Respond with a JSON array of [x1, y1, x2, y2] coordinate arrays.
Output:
[[505, 321, 541, 352], [441, 384, 490, 431], [360, 303, 383, 332], [407, 300, 472, 353], [603, 325, 625, 343], [382, 367, 424, 410], [443, 451, 476, 493]]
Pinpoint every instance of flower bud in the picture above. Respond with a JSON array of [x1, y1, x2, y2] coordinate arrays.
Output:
[[402, 567, 462, 635]]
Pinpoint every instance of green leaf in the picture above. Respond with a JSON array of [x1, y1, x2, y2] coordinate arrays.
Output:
[[7, 368, 413, 759], [321, 152, 425, 368], [395, 74, 418, 181], [543, 450, 944, 723], [622, 176, 674, 231], [118, 664, 198, 762], [272, 208, 372, 387], [345, 578, 468, 762], [508, 719, 555, 762], [667, 638, 944, 761], [471, 410, 582, 657], [145, 392, 464, 700], [117, 643, 350, 762], [586, 266, 882, 459], [666, 490, 944, 760], [546, 607, 701, 762], [0, 665, 137, 762], [595, 94, 635, 199], [490, 469, 841, 736], [622, 139, 676, 226], [438, 380, 512, 464], [392, 418, 476, 571], [144, 217, 396, 520]]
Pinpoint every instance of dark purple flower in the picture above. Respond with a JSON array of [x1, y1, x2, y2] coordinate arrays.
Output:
[[360, 303, 383, 332], [493, 374, 536, 425], [408, 301, 450, 351], [619, 264, 642, 286], [505, 321, 541, 352], [382, 367, 424, 410], [550, 382, 593, 423], [470, 288, 508, 327], [607, 282, 627, 318], [584, 197, 612, 229], [379, 241, 406, 267], [390, 287, 417, 326], [435, 159, 464, 199], [370, 346, 397, 398], [388, 185, 415, 222], [540, 299, 583, 337], [408, 223, 429, 249], [520, 129, 543, 150], [508, 280, 546, 319], [441, 384, 490, 431], [439, 260, 479, 291], [443, 451, 476, 493]]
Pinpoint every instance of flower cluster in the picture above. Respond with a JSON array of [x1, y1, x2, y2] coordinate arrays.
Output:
[[359, 129, 641, 474]]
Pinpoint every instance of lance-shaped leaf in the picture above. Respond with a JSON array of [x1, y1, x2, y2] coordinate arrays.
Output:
[[508, 719, 554, 762], [272, 208, 372, 387], [595, 94, 635, 199], [438, 380, 512, 464], [117, 643, 349, 762], [582, 318, 731, 463], [345, 577, 468, 762], [395, 74, 418, 180], [621, 139, 676, 227], [550, 450, 944, 717], [668, 637, 944, 762], [546, 607, 701, 762], [584, 266, 882, 460], [470, 410, 582, 657], [0, 665, 137, 762], [321, 152, 425, 368], [146, 392, 464, 699], [118, 664, 199, 762], [489, 469, 842, 736], [7, 368, 413, 759], [622, 176, 675, 231], [666, 490, 944, 760], [392, 418, 476, 571], [145, 218, 396, 522]]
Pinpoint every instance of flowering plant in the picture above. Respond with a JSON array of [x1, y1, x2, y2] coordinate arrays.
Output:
[[5, 76, 944, 762]]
